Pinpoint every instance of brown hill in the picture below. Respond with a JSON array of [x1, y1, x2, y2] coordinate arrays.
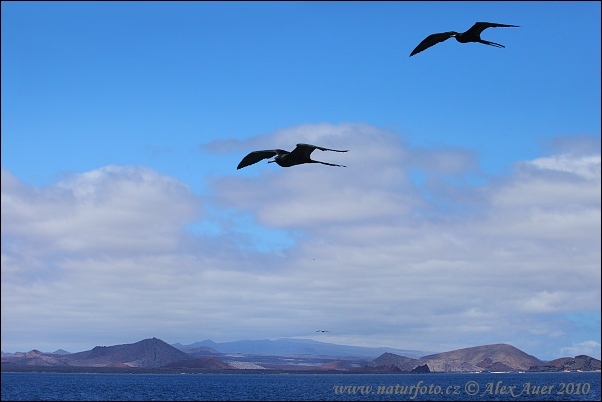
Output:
[[411, 364, 430, 373], [528, 355, 602, 372], [62, 338, 192, 368], [418, 344, 542, 372], [2, 350, 69, 367], [367, 352, 422, 371], [475, 358, 514, 372], [162, 357, 234, 370]]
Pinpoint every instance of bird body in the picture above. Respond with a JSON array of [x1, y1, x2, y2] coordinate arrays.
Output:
[[237, 143, 348, 169], [410, 22, 519, 56]]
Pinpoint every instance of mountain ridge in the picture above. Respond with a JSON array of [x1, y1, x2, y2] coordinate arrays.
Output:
[[2, 338, 600, 373], [366, 343, 547, 373], [418, 343, 542, 372], [527, 355, 602, 372], [172, 338, 429, 359], [21, 338, 193, 369]]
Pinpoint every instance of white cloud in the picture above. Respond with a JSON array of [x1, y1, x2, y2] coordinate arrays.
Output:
[[527, 154, 601, 180], [1, 124, 600, 361], [560, 340, 602, 358], [1, 166, 202, 257]]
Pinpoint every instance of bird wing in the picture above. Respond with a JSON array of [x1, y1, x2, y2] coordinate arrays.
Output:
[[291, 143, 348, 158], [410, 31, 455, 56], [464, 22, 519, 36], [237, 150, 279, 169]]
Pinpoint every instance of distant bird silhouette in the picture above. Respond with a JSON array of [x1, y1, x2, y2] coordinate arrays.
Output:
[[410, 22, 519, 56], [316, 330, 329, 333], [237, 143, 348, 170]]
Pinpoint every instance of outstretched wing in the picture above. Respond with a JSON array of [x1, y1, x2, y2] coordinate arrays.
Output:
[[291, 143, 348, 158], [410, 31, 455, 56], [464, 22, 519, 37], [237, 150, 279, 169]]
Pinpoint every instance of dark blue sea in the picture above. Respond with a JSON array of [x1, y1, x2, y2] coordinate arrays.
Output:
[[2, 372, 600, 401]]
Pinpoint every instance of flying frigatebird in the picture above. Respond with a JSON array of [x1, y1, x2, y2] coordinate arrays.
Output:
[[237, 143, 348, 170], [410, 22, 519, 56]]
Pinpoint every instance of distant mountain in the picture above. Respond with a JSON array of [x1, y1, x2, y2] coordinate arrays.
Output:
[[419, 344, 542, 372], [1, 351, 26, 359], [173, 345, 221, 358], [4, 338, 600, 373], [528, 355, 601, 372], [368, 352, 420, 371], [61, 338, 192, 368], [363, 354, 430, 374], [1, 350, 70, 367], [50, 349, 71, 355], [172, 338, 428, 359], [369, 344, 543, 373], [2, 349, 71, 357], [1, 338, 193, 369]]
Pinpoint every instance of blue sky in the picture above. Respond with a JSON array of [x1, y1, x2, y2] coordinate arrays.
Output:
[[1, 2, 600, 361]]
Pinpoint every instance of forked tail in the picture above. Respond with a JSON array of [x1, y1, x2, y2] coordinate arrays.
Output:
[[480, 39, 505, 48]]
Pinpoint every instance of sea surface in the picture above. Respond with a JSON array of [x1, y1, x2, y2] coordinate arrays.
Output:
[[2, 371, 600, 401]]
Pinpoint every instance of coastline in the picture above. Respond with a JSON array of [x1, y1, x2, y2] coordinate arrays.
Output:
[[3, 365, 600, 375]]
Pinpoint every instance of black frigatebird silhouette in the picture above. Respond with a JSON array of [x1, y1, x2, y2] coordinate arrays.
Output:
[[237, 143, 348, 170], [316, 330, 329, 333], [410, 22, 519, 57]]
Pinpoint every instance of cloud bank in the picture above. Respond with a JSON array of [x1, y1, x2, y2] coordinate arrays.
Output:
[[2, 124, 600, 360]]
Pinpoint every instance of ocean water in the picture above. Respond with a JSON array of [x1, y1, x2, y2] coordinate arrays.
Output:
[[1, 372, 600, 401]]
